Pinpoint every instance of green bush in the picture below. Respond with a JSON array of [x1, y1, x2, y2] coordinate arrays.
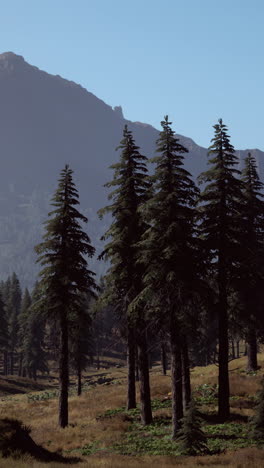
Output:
[[176, 400, 208, 455]]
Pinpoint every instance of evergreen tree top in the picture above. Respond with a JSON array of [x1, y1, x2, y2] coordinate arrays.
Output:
[[199, 118, 241, 187], [241, 153, 264, 201], [198, 119, 243, 213], [99, 125, 150, 218], [197, 118, 244, 283], [35, 165, 97, 313], [149, 116, 198, 207], [238, 152, 264, 292], [137, 116, 200, 310], [98, 126, 150, 308]]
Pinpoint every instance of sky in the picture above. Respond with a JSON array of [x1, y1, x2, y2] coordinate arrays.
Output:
[[1, 0, 263, 150]]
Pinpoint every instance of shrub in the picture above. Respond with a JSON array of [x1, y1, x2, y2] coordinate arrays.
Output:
[[176, 400, 208, 455], [250, 378, 264, 442]]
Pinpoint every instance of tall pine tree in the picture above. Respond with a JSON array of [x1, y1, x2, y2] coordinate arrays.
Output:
[[198, 119, 243, 420], [69, 294, 94, 396], [239, 153, 264, 371], [6, 273, 22, 375], [0, 290, 8, 372], [139, 116, 199, 437], [21, 283, 48, 380], [18, 288, 32, 376], [35, 165, 97, 427], [99, 125, 153, 424]]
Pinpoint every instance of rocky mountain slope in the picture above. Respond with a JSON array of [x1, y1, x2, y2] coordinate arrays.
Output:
[[0, 52, 262, 287]]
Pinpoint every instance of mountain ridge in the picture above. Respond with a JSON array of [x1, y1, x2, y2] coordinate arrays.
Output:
[[0, 51, 263, 287]]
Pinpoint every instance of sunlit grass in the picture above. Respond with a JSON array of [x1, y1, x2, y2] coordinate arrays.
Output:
[[1, 352, 264, 466]]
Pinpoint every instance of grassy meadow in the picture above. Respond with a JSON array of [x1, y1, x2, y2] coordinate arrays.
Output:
[[1, 353, 264, 467]]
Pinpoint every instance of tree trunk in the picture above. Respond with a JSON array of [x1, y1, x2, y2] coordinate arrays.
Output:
[[96, 342, 100, 370], [77, 363, 82, 396], [127, 324, 136, 410], [213, 350, 217, 364], [244, 343, 247, 356], [4, 351, 8, 375], [218, 263, 230, 421], [161, 342, 167, 375], [148, 352, 152, 369], [18, 354, 23, 377], [135, 346, 139, 382], [170, 312, 183, 438], [231, 339, 236, 359], [246, 327, 258, 371], [137, 322, 152, 425], [182, 336, 191, 412], [10, 351, 14, 375], [58, 311, 69, 428], [236, 340, 240, 358]]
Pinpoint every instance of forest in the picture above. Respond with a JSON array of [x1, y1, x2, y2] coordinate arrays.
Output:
[[1, 117, 264, 467]]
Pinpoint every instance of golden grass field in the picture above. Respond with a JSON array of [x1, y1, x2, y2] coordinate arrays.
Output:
[[1, 353, 264, 467]]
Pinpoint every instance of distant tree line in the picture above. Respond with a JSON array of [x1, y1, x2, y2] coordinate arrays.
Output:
[[1, 117, 264, 441]]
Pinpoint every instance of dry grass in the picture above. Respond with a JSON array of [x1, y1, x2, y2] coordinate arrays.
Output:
[[0, 375, 54, 398], [1, 449, 264, 468], [1, 354, 264, 467], [229, 374, 261, 398]]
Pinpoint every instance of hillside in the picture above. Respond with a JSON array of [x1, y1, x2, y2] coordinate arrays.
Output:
[[1, 354, 264, 467], [0, 52, 263, 287]]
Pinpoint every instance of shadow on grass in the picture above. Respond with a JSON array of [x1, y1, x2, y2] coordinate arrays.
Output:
[[0, 419, 81, 464], [0, 376, 54, 395], [206, 433, 241, 440], [0, 384, 26, 395], [202, 412, 248, 423]]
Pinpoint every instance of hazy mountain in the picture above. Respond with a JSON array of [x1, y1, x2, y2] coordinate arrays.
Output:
[[0, 52, 262, 287]]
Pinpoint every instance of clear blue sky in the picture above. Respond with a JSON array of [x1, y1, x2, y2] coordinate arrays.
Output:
[[1, 0, 263, 150]]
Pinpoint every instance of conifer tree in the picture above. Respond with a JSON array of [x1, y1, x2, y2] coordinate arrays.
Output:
[[35, 165, 97, 427], [21, 282, 48, 380], [0, 278, 11, 375], [0, 291, 8, 371], [69, 294, 94, 396], [139, 116, 199, 437], [198, 119, 243, 420], [176, 400, 208, 455], [18, 288, 32, 376], [250, 378, 264, 442], [6, 273, 22, 375], [239, 153, 264, 371], [99, 125, 152, 424]]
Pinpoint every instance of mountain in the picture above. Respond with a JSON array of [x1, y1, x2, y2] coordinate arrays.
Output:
[[0, 52, 262, 287]]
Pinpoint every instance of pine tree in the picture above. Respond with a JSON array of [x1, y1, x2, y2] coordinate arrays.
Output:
[[35, 164, 97, 427], [18, 288, 32, 376], [6, 273, 22, 375], [250, 379, 264, 445], [21, 282, 48, 380], [0, 278, 11, 375], [69, 294, 94, 396], [0, 291, 8, 370], [99, 125, 152, 424], [198, 119, 243, 420], [93, 278, 117, 371], [176, 400, 208, 455], [239, 153, 264, 371], [139, 116, 199, 437], [250, 378, 264, 442]]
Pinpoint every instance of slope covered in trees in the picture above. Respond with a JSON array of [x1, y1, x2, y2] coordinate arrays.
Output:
[[0, 52, 263, 286], [1, 110, 264, 464]]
